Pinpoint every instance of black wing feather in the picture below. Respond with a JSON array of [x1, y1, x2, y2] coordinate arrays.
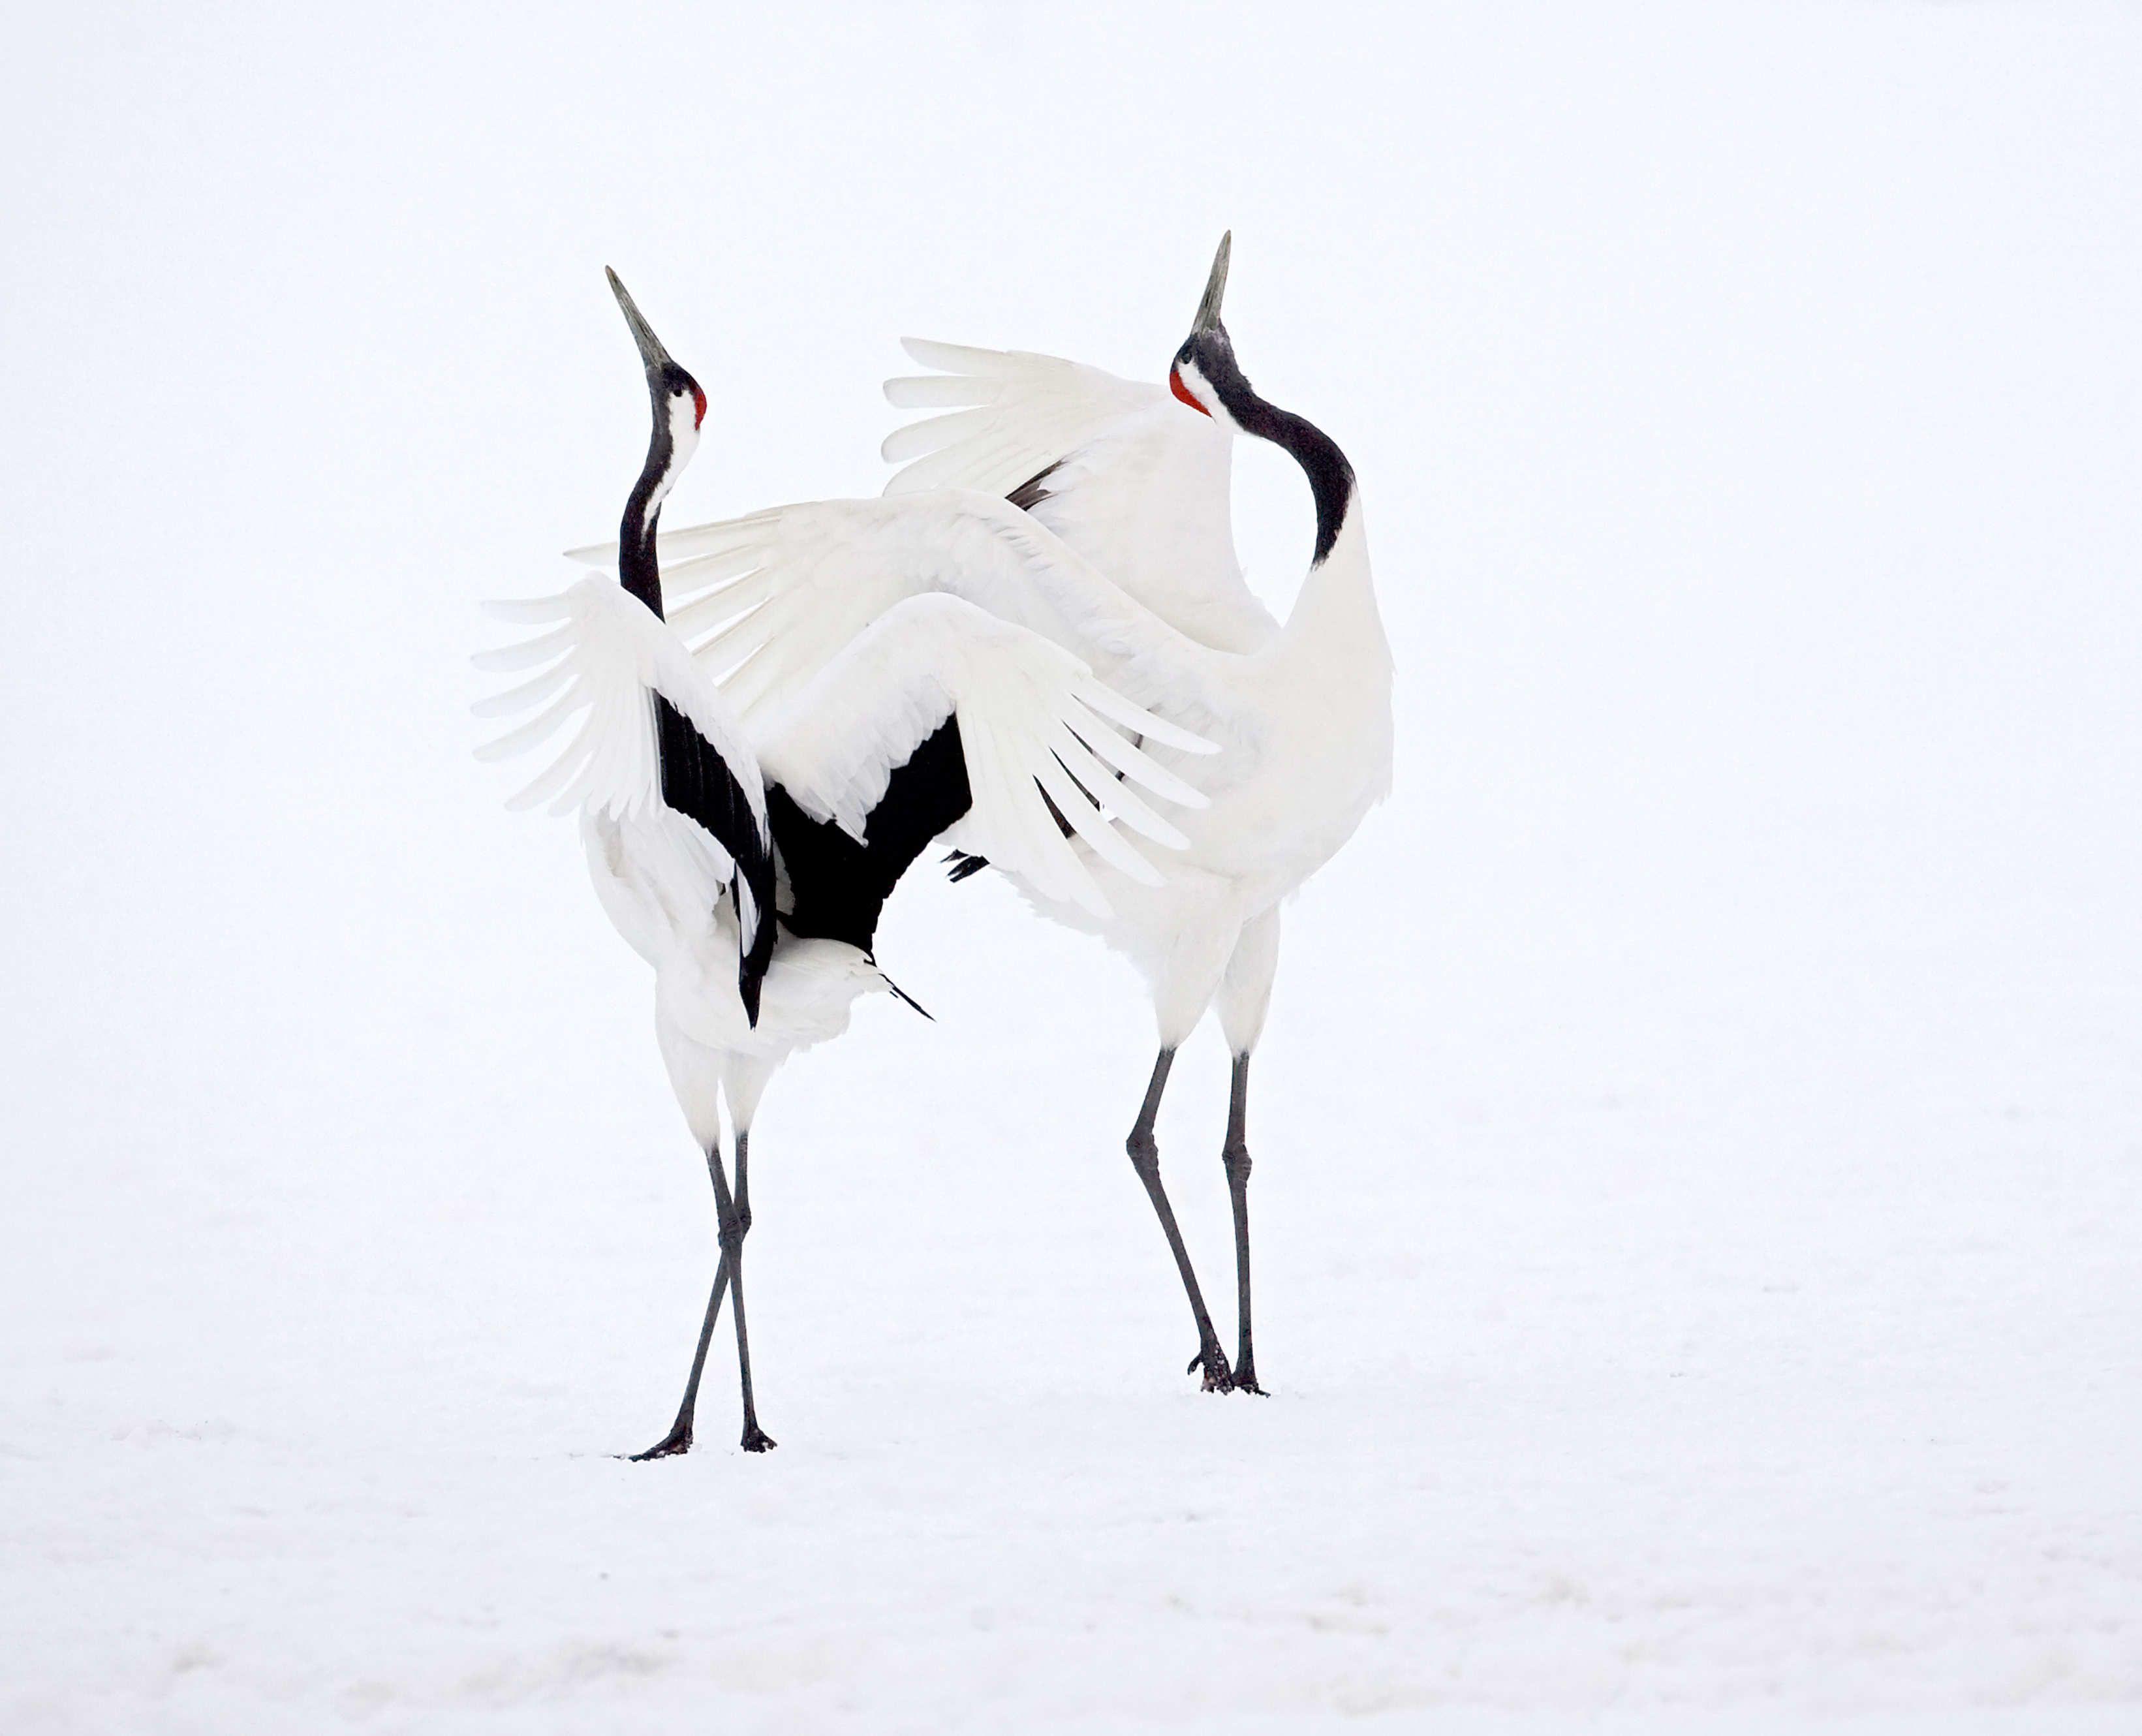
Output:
[[1006, 459, 1064, 513], [653, 694, 776, 1023], [769, 717, 971, 955]]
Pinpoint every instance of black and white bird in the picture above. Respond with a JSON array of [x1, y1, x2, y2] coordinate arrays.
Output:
[[479, 272, 1216, 1456], [585, 236, 1393, 1395]]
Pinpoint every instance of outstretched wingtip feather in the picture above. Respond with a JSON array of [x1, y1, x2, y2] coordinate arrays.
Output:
[[471, 658, 576, 719], [1035, 757, 1165, 889], [474, 621, 581, 674], [1070, 678, 1219, 755], [1048, 724, 1191, 850], [884, 373, 997, 411], [1068, 705, 1210, 809]]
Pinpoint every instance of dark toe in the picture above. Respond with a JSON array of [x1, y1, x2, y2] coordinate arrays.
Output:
[[626, 1429, 692, 1461]]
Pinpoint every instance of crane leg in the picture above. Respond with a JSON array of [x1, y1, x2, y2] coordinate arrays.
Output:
[[628, 1256, 728, 1460], [1222, 1053, 1266, 1395], [707, 1130, 775, 1451], [629, 1136, 754, 1460], [1125, 1048, 1232, 1391]]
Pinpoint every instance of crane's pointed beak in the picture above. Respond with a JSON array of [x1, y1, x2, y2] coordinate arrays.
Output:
[[606, 267, 675, 376], [1193, 231, 1231, 333]]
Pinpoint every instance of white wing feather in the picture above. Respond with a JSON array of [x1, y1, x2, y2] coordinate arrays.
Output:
[[572, 493, 1237, 769], [881, 341, 1156, 495], [758, 593, 1207, 918], [473, 578, 769, 937], [477, 570, 1215, 923], [882, 340, 1277, 653], [565, 339, 1272, 652]]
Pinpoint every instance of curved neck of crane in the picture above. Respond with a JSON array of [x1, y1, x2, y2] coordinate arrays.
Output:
[[1209, 376, 1376, 651], [1214, 382, 1356, 567]]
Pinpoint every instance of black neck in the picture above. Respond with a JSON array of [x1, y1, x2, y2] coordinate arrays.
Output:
[[1228, 392, 1354, 565], [619, 446, 670, 618], [1192, 331, 1354, 565]]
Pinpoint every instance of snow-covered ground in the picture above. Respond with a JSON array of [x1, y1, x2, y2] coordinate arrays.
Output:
[[3, 4, 2137, 1729]]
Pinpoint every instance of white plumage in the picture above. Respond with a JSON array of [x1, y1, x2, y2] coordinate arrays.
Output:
[[882, 339, 1277, 653]]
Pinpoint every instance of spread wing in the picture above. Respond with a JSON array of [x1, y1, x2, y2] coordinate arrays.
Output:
[[568, 490, 1239, 757], [881, 339, 1277, 652], [756, 591, 1213, 938], [473, 575, 778, 1016]]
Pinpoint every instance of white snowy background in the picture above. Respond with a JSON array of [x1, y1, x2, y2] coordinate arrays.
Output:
[[2, 3, 2137, 1730]]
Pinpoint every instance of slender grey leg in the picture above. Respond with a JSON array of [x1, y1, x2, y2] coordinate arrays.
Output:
[[1125, 1049, 1232, 1391], [629, 1138, 743, 1461], [628, 1258, 728, 1460], [1222, 1053, 1266, 1395], [707, 1130, 775, 1451]]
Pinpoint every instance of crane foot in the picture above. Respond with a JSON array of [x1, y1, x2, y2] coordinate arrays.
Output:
[[626, 1423, 693, 1461], [1187, 1343, 1234, 1392]]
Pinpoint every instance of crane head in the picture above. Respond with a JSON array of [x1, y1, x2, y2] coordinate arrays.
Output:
[[1166, 230, 1247, 427], [607, 267, 707, 452]]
